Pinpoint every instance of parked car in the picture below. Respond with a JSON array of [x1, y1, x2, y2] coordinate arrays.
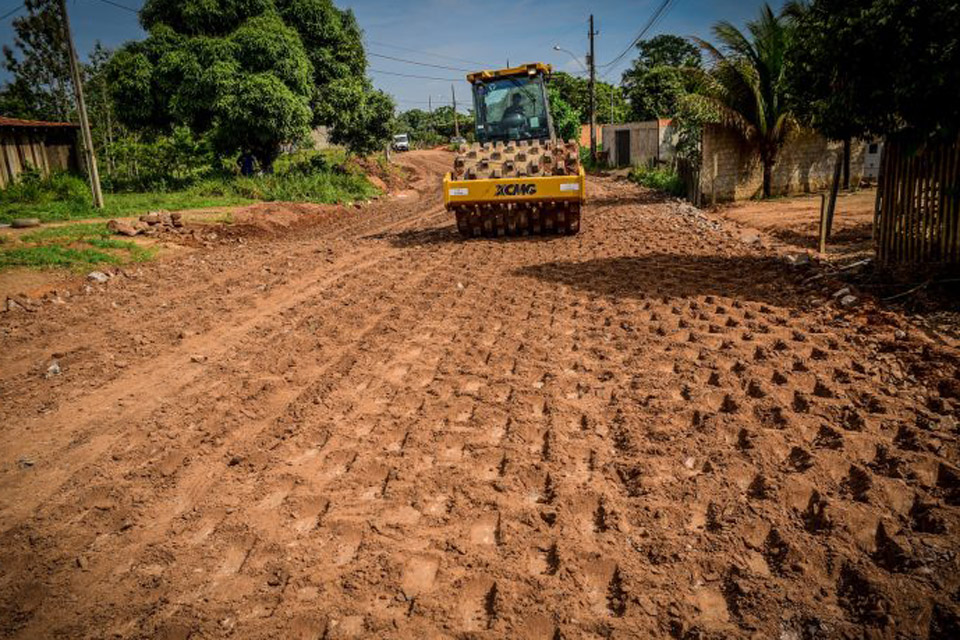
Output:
[[392, 133, 409, 152], [450, 136, 467, 146]]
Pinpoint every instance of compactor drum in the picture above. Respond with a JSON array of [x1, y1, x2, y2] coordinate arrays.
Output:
[[443, 63, 586, 237]]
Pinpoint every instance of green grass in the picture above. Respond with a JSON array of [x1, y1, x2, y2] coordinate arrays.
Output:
[[0, 222, 155, 270], [0, 161, 379, 225], [0, 192, 253, 225], [628, 165, 686, 197]]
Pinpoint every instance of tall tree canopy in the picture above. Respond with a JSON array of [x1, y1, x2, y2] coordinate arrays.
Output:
[[548, 72, 629, 125], [108, 0, 393, 165], [621, 34, 702, 121], [691, 4, 795, 197], [0, 0, 72, 121], [546, 86, 580, 142], [785, 0, 960, 144]]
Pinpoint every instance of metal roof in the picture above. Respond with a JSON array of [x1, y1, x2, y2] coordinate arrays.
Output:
[[0, 116, 79, 129], [467, 63, 553, 84]]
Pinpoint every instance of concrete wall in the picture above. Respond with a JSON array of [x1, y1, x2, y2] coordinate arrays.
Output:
[[699, 123, 866, 202], [310, 126, 331, 150], [658, 120, 678, 163], [601, 121, 663, 167], [864, 141, 883, 179]]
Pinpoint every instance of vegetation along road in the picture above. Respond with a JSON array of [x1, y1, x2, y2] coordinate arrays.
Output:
[[0, 151, 958, 638]]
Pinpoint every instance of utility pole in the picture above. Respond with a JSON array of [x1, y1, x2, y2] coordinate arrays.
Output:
[[59, 0, 103, 209], [588, 14, 598, 162], [451, 84, 460, 139], [610, 84, 617, 124]]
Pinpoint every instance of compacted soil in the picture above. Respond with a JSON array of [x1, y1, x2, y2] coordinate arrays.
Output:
[[719, 190, 876, 260], [1, 151, 958, 639]]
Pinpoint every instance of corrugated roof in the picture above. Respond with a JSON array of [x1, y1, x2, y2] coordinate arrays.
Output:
[[0, 116, 79, 128]]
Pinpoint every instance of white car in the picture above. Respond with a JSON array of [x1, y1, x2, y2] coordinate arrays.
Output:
[[392, 133, 410, 152]]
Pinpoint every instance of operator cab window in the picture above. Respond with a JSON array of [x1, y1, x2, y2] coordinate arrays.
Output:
[[474, 76, 549, 143]]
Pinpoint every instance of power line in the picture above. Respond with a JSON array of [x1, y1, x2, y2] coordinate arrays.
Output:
[[365, 39, 492, 68], [368, 67, 467, 82], [599, 0, 679, 75], [367, 52, 471, 73], [1, 2, 24, 21], [90, 0, 138, 13], [396, 98, 452, 105]]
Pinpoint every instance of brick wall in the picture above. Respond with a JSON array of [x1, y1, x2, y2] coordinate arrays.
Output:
[[698, 124, 866, 202], [579, 124, 601, 148]]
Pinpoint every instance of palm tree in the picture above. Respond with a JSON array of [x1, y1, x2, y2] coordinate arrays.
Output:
[[691, 4, 795, 198]]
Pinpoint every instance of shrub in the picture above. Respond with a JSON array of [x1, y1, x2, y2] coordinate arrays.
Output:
[[105, 127, 216, 192], [189, 171, 375, 204], [629, 165, 685, 197], [0, 170, 89, 205], [580, 144, 608, 172]]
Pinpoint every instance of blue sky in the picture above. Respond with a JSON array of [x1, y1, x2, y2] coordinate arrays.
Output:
[[1, 0, 783, 112]]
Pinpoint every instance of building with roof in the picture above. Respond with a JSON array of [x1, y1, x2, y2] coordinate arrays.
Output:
[[600, 119, 678, 168], [0, 116, 80, 188]]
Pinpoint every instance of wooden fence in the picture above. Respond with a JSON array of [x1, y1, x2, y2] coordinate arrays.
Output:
[[0, 125, 79, 188], [874, 137, 960, 265]]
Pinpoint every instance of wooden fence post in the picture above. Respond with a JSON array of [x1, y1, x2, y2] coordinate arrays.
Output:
[[819, 153, 843, 254]]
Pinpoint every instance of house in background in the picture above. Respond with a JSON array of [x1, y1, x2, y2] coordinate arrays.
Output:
[[0, 116, 80, 187], [863, 140, 883, 180], [600, 119, 678, 168]]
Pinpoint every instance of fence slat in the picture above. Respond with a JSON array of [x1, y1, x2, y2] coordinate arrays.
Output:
[[876, 137, 960, 265]]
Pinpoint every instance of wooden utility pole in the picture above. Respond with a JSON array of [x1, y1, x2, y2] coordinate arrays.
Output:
[[428, 95, 433, 137], [59, 0, 103, 208], [588, 14, 597, 162], [451, 85, 459, 139]]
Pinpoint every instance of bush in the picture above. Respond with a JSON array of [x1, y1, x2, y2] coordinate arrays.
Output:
[[629, 165, 685, 197], [579, 144, 608, 172], [105, 127, 217, 192], [188, 171, 376, 204], [0, 170, 89, 206]]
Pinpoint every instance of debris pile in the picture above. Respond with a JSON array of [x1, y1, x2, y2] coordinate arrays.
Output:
[[107, 211, 183, 237]]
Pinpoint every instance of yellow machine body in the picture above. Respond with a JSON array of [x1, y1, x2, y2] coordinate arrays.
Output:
[[442, 168, 586, 207], [446, 62, 586, 236]]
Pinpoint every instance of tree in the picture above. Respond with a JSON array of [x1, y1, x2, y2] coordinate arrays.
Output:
[[108, 0, 384, 165], [691, 4, 795, 198], [785, 0, 960, 145], [623, 67, 688, 121], [83, 43, 119, 173], [326, 81, 395, 156], [621, 34, 702, 122], [632, 34, 702, 69], [548, 72, 628, 125], [0, 0, 73, 121], [547, 86, 580, 142]]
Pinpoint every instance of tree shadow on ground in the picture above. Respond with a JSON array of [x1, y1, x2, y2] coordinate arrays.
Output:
[[588, 190, 668, 208], [769, 222, 873, 253], [514, 253, 814, 308]]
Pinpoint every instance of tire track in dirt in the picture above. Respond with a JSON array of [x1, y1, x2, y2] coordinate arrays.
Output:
[[0, 201, 452, 529], [2, 152, 959, 639], [4, 230, 466, 637], [4, 192, 515, 637]]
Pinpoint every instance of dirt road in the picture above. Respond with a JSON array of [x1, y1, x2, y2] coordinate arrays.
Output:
[[1, 150, 958, 639]]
